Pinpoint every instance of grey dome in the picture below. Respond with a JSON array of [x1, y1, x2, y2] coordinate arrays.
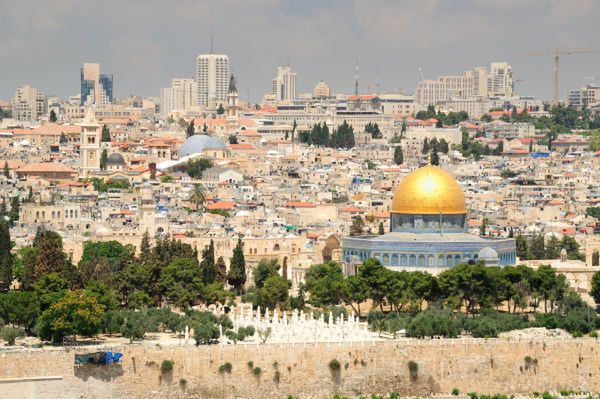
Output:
[[106, 153, 125, 165], [478, 247, 499, 260], [179, 135, 225, 158]]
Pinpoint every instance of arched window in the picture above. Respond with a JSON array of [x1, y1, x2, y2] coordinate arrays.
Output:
[[383, 254, 389, 265], [447, 255, 454, 267], [273, 244, 280, 252], [36, 211, 39, 219], [438, 255, 444, 267], [42, 211, 45, 219], [428, 255, 435, 267], [401, 254, 407, 266], [391, 254, 399, 266], [409, 255, 416, 266], [419, 255, 425, 267], [455, 255, 461, 265], [51, 211, 55, 218]]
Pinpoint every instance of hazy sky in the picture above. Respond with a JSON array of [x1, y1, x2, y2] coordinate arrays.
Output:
[[1, 0, 599, 102]]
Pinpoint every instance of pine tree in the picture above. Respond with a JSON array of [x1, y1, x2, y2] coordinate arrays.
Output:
[[479, 218, 488, 236], [291, 120, 297, 143], [378, 222, 385, 235], [101, 125, 111, 142], [0, 221, 13, 292], [529, 140, 533, 153], [49, 109, 57, 122], [217, 104, 225, 115], [508, 227, 514, 238], [59, 132, 68, 145], [216, 256, 227, 283], [400, 121, 407, 137], [186, 120, 195, 138], [350, 216, 365, 236], [27, 187, 33, 203], [282, 256, 288, 280], [393, 146, 403, 165], [227, 239, 246, 294], [3, 161, 9, 178], [100, 149, 108, 171]]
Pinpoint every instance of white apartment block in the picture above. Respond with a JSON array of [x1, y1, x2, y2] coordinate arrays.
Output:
[[568, 84, 600, 109], [11, 84, 48, 122], [160, 78, 198, 118], [196, 54, 230, 106], [378, 93, 418, 116], [272, 66, 297, 103], [416, 62, 512, 109]]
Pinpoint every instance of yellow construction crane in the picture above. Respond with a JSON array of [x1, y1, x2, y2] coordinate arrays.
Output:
[[527, 48, 600, 103]]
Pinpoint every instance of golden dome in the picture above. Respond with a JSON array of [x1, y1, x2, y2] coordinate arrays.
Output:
[[391, 166, 467, 215]]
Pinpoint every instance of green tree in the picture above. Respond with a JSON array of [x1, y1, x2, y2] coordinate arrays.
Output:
[[228, 134, 238, 144], [217, 103, 225, 115], [291, 119, 297, 143], [479, 218, 488, 237], [592, 250, 600, 267], [545, 235, 561, 259], [2, 161, 9, 178], [430, 149, 440, 166], [227, 239, 246, 294], [591, 270, 600, 305], [438, 263, 492, 315], [187, 183, 207, 211], [78, 240, 133, 285], [215, 256, 227, 284], [304, 262, 345, 307], [186, 158, 212, 178], [186, 120, 195, 138], [9, 195, 19, 223], [358, 258, 389, 311], [254, 258, 280, 289], [342, 274, 368, 316], [199, 240, 217, 284], [378, 222, 385, 235], [529, 234, 545, 260], [120, 312, 146, 343], [0, 222, 13, 292], [49, 109, 57, 122], [101, 125, 111, 142], [139, 230, 151, 263], [259, 275, 289, 310], [349, 216, 365, 236], [100, 149, 108, 171], [36, 290, 104, 342], [393, 145, 403, 165], [160, 258, 203, 309], [586, 207, 600, 220], [560, 235, 583, 260], [0, 291, 40, 333], [34, 230, 68, 282]]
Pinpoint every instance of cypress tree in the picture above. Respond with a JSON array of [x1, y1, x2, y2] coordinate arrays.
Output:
[[227, 239, 246, 294], [216, 256, 227, 284], [140, 230, 151, 263], [101, 125, 111, 142], [186, 120, 195, 138], [394, 146, 404, 165], [199, 239, 216, 284], [0, 221, 13, 292], [100, 149, 108, 171], [34, 230, 67, 281], [3, 161, 9, 178]]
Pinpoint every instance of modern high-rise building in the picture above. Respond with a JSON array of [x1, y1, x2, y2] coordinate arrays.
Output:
[[272, 66, 297, 103], [313, 81, 331, 98], [80, 63, 113, 107], [196, 54, 230, 106], [11, 84, 48, 122], [488, 62, 513, 97], [160, 78, 198, 118]]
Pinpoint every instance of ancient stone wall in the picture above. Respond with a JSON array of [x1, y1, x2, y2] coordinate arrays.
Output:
[[1, 338, 600, 399]]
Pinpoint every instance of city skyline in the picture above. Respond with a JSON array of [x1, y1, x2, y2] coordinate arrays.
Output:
[[1, 0, 600, 102]]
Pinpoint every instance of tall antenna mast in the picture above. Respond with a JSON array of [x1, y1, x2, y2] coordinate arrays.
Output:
[[354, 52, 360, 96], [210, 24, 214, 54]]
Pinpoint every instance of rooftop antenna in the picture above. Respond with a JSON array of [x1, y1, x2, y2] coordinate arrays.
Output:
[[210, 24, 214, 54], [354, 52, 360, 96], [376, 62, 381, 95], [418, 67, 424, 81]]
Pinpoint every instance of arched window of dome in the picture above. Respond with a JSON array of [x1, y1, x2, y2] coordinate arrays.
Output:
[[418, 255, 425, 267], [438, 255, 444, 267], [391, 254, 399, 266], [383, 254, 389, 265], [455, 255, 461, 265], [409, 255, 416, 266], [447, 255, 454, 267], [400, 254, 407, 266], [428, 255, 435, 267]]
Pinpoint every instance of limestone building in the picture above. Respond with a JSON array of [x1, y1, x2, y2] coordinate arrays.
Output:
[[79, 108, 102, 176]]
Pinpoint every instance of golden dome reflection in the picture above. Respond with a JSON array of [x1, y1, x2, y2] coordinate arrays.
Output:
[[391, 165, 467, 215]]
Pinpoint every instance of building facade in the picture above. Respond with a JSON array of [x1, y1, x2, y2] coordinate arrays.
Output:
[[80, 63, 113, 107], [196, 54, 230, 106], [272, 66, 297, 103], [11, 85, 48, 122], [160, 78, 198, 118]]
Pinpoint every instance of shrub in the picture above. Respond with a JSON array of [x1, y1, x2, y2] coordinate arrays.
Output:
[[218, 362, 233, 374], [452, 388, 460, 395], [408, 360, 418, 381], [179, 378, 187, 388], [328, 359, 341, 371], [252, 367, 262, 377], [273, 370, 281, 384], [247, 361, 254, 370], [161, 360, 174, 373]]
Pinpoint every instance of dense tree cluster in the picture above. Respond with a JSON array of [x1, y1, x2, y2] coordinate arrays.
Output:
[[0, 226, 248, 344], [365, 122, 382, 139], [515, 233, 583, 261], [185, 158, 213, 179], [416, 105, 469, 126], [299, 121, 356, 149]]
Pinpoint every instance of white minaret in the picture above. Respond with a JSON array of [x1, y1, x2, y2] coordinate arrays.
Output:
[[226, 74, 239, 132], [79, 107, 101, 176]]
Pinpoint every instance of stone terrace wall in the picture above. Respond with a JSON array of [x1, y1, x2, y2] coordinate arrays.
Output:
[[1, 338, 600, 399]]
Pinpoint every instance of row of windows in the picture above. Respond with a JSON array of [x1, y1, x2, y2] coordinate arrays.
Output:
[[35, 209, 78, 219], [344, 250, 516, 267]]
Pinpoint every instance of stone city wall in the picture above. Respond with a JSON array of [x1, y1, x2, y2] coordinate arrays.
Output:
[[1, 338, 600, 399]]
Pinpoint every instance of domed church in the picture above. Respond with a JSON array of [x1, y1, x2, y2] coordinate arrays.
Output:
[[342, 166, 516, 273]]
